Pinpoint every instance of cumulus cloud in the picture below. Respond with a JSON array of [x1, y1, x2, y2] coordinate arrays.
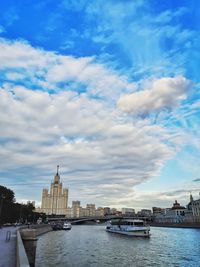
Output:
[[0, 38, 134, 100], [117, 76, 192, 115], [0, 83, 174, 205]]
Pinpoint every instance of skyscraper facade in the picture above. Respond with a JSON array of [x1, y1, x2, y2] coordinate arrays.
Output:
[[40, 166, 68, 215]]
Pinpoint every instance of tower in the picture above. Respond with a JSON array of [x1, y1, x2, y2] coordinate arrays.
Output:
[[40, 166, 68, 215], [54, 165, 60, 183]]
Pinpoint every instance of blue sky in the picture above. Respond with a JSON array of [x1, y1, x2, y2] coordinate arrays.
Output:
[[0, 0, 200, 210]]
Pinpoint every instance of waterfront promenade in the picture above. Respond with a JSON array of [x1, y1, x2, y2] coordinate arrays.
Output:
[[0, 226, 17, 267]]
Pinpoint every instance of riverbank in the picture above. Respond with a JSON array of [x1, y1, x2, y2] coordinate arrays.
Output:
[[150, 222, 200, 229]]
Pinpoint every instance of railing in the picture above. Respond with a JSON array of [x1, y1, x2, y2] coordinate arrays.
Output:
[[16, 230, 30, 267]]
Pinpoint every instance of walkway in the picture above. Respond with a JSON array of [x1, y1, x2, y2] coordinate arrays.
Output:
[[0, 226, 17, 267]]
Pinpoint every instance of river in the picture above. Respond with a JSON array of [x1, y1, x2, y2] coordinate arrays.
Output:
[[35, 225, 200, 267]]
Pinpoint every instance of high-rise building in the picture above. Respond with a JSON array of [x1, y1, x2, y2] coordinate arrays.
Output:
[[40, 166, 68, 215]]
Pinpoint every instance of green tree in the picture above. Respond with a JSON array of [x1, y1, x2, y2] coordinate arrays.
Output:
[[0, 185, 46, 224], [0, 185, 15, 202]]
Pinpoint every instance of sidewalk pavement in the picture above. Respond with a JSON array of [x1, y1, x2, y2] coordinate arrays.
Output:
[[0, 226, 17, 267]]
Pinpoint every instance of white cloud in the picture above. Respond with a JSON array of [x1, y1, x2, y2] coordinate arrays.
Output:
[[0, 38, 134, 100], [0, 83, 174, 206], [117, 76, 192, 115], [0, 38, 52, 69]]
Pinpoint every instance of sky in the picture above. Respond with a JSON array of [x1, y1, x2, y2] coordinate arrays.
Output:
[[0, 0, 200, 210]]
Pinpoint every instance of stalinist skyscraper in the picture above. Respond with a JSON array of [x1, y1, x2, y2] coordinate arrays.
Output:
[[40, 166, 68, 215]]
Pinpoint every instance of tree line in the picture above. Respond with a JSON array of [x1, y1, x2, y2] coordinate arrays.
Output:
[[0, 185, 46, 225]]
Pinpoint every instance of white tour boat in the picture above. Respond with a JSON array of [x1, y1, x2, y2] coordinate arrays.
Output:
[[63, 222, 72, 230], [106, 219, 150, 237]]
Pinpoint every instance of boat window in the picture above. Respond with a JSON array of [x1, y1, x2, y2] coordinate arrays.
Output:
[[110, 221, 122, 225], [134, 222, 144, 226]]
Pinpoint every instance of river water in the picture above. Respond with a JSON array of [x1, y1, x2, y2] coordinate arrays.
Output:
[[36, 225, 200, 267]]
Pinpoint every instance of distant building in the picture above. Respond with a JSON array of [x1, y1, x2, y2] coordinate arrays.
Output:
[[171, 200, 186, 216], [152, 207, 165, 216], [81, 206, 90, 217], [191, 194, 200, 222], [66, 207, 73, 218], [40, 166, 68, 215], [72, 201, 81, 218], [139, 209, 152, 217], [96, 207, 105, 217], [153, 200, 187, 224], [121, 208, 135, 216], [184, 194, 194, 223], [86, 204, 96, 217], [110, 208, 117, 215], [66, 202, 104, 218], [104, 207, 111, 216]]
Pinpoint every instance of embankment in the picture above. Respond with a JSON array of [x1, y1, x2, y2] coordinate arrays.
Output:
[[16, 224, 52, 267]]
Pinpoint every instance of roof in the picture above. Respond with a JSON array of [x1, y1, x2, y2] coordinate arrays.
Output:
[[171, 206, 186, 210]]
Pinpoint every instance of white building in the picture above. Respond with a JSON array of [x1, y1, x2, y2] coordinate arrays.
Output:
[[65, 203, 105, 218], [96, 207, 104, 217], [153, 200, 186, 223], [86, 204, 96, 217]]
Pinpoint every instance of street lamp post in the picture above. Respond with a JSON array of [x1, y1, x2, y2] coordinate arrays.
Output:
[[19, 205, 23, 223], [0, 194, 5, 226]]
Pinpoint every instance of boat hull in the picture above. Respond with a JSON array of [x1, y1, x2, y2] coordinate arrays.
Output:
[[51, 224, 63, 231], [106, 228, 150, 237], [106, 219, 151, 237], [63, 223, 72, 230], [63, 226, 72, 230]]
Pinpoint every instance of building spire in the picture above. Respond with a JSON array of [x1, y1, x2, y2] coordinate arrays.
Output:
[[54, 165, 60, 183], [190, 192, 193, 202]]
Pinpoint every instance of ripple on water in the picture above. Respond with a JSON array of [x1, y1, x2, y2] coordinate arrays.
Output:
[[35, 225, 200, 267]]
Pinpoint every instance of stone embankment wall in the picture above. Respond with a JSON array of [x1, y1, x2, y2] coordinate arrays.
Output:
[[33, 224, 52, 236], [16, 224, 52, 267], [16, 230, 30, 267]]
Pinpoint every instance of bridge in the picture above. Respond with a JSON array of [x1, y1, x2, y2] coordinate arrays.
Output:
[[46, 216, 150, 224]]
